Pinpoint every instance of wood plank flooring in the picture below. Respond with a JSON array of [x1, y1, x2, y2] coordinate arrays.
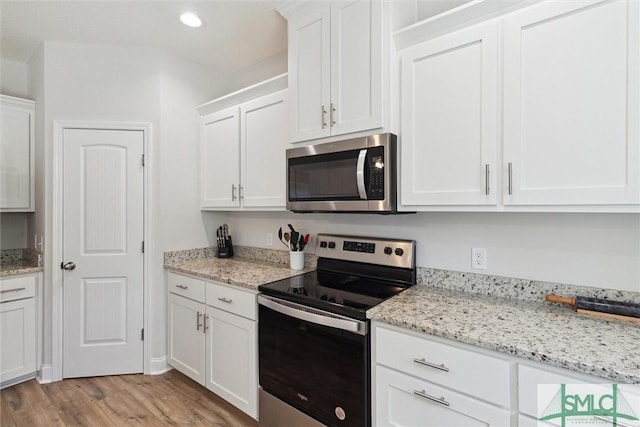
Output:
[[0, 369, 258, 426]]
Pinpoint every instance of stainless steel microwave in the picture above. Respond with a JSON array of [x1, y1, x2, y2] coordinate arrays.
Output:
[[286, 133, 397, 213]]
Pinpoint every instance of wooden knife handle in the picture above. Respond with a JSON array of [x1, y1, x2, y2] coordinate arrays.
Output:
[[545, 294, 576, 307]]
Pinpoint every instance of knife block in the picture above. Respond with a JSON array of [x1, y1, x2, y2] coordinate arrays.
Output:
[[217, 236, 233, 258]]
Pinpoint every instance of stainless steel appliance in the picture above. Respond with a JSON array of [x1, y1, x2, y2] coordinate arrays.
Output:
[[286, 133, 397, 213], [258, 234, 416, 427]]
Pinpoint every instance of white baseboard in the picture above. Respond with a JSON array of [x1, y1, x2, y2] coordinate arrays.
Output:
[[150, 356, 171, 375], [37, 364, 53, 384]]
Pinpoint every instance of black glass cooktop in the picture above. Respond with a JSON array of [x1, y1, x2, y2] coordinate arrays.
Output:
[[259, 268, 412, 321]]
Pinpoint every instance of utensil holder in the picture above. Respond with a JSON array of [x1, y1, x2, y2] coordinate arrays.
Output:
[[289, 251, 304, 270], [218, 236, 233, 258]]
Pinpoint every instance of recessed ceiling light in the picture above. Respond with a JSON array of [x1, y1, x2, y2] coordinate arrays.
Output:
[[180, 12, 202, 28]]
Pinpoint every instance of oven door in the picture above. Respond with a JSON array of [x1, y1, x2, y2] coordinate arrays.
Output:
[[258, 295, 369, 427]]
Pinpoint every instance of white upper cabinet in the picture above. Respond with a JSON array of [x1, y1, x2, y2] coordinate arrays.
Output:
[[395, 0, 639, 211], [285, 0, 383, 142], [0, 95, 35, 212], [198, 74, 288, 211], [400, 21, 498, 207], [503, 0, 639, 206], [201, 107, 240, 209]]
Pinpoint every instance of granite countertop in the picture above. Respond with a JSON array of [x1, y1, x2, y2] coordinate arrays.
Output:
[[367, 285, 640, 383], [0, 263, 44, 277], [164, 256, 314, 291]]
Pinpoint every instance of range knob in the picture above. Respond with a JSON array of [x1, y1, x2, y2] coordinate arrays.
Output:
[[384, 247, 392, 255], [328, 241, 336, 249], [395, 248, 404, 256], [320, 241, 327, 248]]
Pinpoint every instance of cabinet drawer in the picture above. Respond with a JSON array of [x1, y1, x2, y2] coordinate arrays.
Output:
[[518, 364, 603, 418], [0, 275, 36, 303], [205, 282, 256, 320], [375, 326, 511, 407], [167, 272, 205, 303], [375, 365, 512, 427]]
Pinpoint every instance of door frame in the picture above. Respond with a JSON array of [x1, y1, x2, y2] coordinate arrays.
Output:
[[52, 121, 153, 381]]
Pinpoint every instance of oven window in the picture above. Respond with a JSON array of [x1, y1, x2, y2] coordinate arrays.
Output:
[[259, 304, 369, 427], [288, 151, 360, 201]]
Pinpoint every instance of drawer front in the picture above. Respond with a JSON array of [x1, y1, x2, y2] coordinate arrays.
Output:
[[375, 365, 512, 427], [375, 326, 511, 407], [0, 275, 36, 303], [205, 281, 256, 320], [167, 272, 205, 303], [518, 364, 604, 418]]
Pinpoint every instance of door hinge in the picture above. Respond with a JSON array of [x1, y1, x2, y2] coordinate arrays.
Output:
[[141, 240, 145, 253], [141, 328, 144, 341], [141, 154, 145, 167]]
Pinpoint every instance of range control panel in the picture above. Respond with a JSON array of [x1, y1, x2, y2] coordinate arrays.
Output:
[[316, 234, 415, 269]]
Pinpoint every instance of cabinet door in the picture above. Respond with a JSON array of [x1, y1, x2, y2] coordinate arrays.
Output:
[[503, 0, 639, 205], [330, 0, 383, 136], [241, 90, 288, 208], [205, 306, 257, 419], [0, 298, 36, 383], [201, 107, 240, 209], [375, 365, 511, 427], [0, 98, 34, 211], [289, 4, 331, 142], [400, 21, 498, 206], [167, 293, 205, 385]]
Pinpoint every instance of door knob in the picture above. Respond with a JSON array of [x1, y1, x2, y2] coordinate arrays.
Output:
[[61, 261, 76, 271]]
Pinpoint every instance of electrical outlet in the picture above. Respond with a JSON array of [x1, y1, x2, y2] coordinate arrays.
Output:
[[266, 232, 273, 247], [471, 248, 487, 269]]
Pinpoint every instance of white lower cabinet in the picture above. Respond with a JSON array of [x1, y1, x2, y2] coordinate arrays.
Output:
[[0, 274, 38, 387], [376, 365, 511, 427], [167, 272, 257, 419], [373, 322, 514, 427]]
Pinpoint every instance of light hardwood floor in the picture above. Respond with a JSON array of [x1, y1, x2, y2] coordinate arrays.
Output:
[[0, 369, 258, 426]]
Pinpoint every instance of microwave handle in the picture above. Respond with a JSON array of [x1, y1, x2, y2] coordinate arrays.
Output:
[[356, 149, 368, 200]]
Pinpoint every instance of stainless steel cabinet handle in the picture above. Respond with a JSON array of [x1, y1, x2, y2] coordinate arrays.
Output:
[[203, 315, 209, 333], [61, 261, 76, 271], [330, 103, 336, 127], [508, 162, 513, 195], [413, 390, 450, 407], [321, 105, 327, 129], [413, 357, 450, 372], [232, 184, 237, 201], [218, 297, 233, 304], [0, 287, 26, 294], [196, 311, 202, 331], [485, 164, 490, 195], [239, 186, 244, 200], [176, 284, 188, 290]]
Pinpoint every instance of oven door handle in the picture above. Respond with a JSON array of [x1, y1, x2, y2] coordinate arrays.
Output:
[[258, 295, 367, 336], [356, 149, 368, 200]]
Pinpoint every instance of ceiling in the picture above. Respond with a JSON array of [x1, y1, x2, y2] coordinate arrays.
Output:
[[0, 0, 288, 76]]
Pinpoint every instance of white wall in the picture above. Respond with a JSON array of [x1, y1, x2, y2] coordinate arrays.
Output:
[[221, 211, 640, 293], [223, 50, 287, 94], [1, 58, 29, 98], [29, 40, 228, 376], [0, 213, 29, 248]]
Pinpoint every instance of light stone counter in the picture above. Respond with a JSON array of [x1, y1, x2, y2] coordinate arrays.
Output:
[[0, 249, 43, 277], [367, 285, 640, 383], [164, 254, 313, 291]]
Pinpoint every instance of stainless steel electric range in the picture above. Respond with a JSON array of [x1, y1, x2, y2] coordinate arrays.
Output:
[[258, 234, 416, 427]]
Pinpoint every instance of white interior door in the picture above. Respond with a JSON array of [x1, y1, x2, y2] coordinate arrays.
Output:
[[62, 128, 144, 378]]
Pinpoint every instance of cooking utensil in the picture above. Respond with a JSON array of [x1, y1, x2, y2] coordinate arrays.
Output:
[[278, 227, 288, 249], [546, 294, 640, 323], [298, 234, 304, 251], [288, 224, 296, 233], [290, 231, 299, 251], [284, 232, 290, 244]]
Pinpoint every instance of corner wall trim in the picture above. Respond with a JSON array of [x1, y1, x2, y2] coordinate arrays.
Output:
[[150, 357, 171, 375], [37, 364, 53, 384]]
